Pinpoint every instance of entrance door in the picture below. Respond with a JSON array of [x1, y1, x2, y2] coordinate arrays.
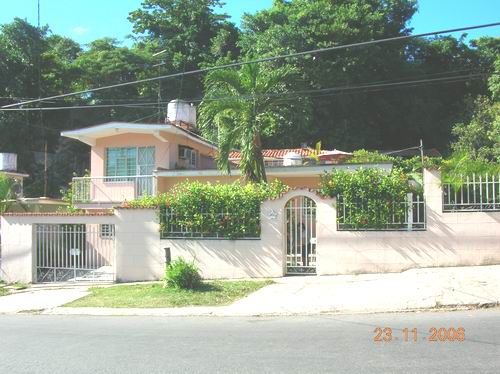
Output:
[[285, 196, 317, 274]]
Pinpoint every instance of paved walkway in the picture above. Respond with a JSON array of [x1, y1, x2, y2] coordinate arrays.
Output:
[[1, 265, 499, 316]]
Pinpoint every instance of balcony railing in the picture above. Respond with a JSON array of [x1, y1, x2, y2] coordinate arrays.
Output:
[[72, 175, 156, 204]]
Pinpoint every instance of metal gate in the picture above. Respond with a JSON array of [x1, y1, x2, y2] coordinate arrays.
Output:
[[35, 224, 115, 282], [285, 196, 317, 274]]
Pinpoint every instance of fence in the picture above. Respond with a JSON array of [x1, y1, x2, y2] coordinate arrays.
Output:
[[72, 175, 155, 204], [443, 173, 500, 212], [160, 208, 261, 239], [35, 223, 115, 282], [337, 193, 426, 231]]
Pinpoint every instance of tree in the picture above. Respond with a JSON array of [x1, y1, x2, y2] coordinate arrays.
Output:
[[128, 0, 240, 100], [0, 173, 14, 214], [239, 0, 494, 152], [199, 63, 302, 182]]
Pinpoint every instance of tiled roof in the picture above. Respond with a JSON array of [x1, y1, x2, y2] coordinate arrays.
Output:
[[229, 148, 350, 159]]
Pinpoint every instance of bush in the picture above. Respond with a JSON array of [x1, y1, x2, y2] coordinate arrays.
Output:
[[164, 258, 202, 290]]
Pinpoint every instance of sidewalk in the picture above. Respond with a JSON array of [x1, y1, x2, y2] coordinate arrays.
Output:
[[1, 265, 499, 316]]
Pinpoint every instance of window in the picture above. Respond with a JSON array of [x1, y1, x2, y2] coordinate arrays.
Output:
[[100, 224, 115, 239], [178, 145, 197, 168], [106, 147, 155, 176]]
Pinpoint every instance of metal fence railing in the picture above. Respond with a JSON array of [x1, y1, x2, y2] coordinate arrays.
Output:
[[72, 175, 155, 204], [160, 208, 261, 239], [443, 174, 500, 212], [35, 224, 115, 282], [337, 193, 426, 231]]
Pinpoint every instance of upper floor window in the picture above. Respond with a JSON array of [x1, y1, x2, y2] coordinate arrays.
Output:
[[106, 147, 155, 176], [178, 145, 197, 169]]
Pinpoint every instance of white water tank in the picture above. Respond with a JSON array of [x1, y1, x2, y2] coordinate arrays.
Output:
[[283, 151, 302, 166], [0, 153, 17, 171], [167, 99, 196, 127]]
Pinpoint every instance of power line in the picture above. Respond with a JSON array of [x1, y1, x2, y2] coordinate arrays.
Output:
[[3, 22, 499, 109], [0, 72, 489, 112]]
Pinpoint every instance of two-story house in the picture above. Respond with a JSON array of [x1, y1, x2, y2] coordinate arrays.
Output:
[[61, 100, 391, 208]]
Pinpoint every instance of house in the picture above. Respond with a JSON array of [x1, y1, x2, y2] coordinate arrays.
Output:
[[61, 100, 392, 208]]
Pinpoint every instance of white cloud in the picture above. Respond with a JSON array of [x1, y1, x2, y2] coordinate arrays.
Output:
[[72, 26, 89, 36]]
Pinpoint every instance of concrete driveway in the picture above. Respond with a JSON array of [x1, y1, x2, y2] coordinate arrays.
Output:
[[225, 265, 500, 315]]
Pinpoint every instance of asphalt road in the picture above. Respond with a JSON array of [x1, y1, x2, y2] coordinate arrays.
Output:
[[0, 309, 499, 374]]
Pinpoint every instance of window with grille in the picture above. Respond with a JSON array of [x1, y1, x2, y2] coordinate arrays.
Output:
[[99, 224, 115, 238], [106, 147, 155, 176]]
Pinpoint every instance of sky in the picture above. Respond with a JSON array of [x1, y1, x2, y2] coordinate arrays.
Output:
[[0, 0, 498, 47]]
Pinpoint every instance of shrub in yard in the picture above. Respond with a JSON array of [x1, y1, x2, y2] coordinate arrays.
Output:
[[165, 257, 202, 290]]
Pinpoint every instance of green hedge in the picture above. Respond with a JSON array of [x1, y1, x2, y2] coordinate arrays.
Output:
[[127, 180, 288, 239], [320, 168, 415, 230]]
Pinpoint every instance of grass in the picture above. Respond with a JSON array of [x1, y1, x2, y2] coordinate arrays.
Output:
[[0, 285, 8, 297], [65, 280, 273, 308]]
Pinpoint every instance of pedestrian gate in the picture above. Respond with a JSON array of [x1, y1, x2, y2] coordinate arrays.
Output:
[[285, 196, 317, 274], [35, 224, 115, 282]]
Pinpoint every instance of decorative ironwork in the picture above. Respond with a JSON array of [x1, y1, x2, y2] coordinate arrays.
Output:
[[285, 196, 317, 275]]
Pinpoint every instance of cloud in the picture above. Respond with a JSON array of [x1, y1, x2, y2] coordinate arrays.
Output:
[[72, 26, 89, 36]]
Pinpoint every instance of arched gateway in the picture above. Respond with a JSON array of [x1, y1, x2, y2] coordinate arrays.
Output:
[[284, 195, 317, 275]]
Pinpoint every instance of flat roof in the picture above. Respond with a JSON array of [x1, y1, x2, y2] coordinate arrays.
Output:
[[61, 122, 218, 150], [155, 163, 392, 178]]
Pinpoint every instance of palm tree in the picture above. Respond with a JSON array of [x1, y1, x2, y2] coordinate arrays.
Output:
[[199, 63, 297, 183]]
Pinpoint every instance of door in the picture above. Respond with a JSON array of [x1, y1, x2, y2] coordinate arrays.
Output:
[[285, 196, 317, 274]]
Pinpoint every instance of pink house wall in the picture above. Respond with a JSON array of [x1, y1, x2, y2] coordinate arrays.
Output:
[[90, 131, 217, 177]]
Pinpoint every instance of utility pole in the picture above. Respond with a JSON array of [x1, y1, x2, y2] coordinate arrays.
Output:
[[38, 0, 48, 197], [419, 139, 424, 166], [152, 49, 167, 123]]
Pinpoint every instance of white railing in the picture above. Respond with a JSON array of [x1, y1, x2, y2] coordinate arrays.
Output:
[[337, 193, 426, 231], [443, 173, 500, 212], [35, 224, 115, 282], [72, 175, 156, 204]]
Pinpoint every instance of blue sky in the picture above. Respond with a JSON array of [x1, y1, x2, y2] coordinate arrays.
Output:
[[0, 0, 498, 46]]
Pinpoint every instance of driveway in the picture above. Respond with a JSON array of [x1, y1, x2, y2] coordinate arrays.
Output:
[[226, 265, 500, 315]]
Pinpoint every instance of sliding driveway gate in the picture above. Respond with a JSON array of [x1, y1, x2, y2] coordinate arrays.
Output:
[[35, 224, 115, 282]]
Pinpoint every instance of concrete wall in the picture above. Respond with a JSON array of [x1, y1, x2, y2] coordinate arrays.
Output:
[[316, 169, 500, 275], [0, 215, 116, 284], [161, 196, 286, 279], [114, 209, 163, 282], [2, 169, 499, 283]]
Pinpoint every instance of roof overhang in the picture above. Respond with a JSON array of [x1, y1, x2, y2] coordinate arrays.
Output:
[[1, 171, 29, 179], [61, 122, 218, 150], [155, 163, 392, 178]]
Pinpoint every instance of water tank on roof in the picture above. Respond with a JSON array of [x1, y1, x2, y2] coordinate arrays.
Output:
[[283, 151, 302, 166], [0, 153, 17, 171], [167, 99, 197, 127]]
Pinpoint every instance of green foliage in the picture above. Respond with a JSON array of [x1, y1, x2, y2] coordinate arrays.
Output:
[[320, 168, 413, 229], [451, 96, 499, 162], [199, 62, 309, 182], [128, 180, 288, 238], [345, 150, 395, 164], [164, 257, 202, 290], [441, 153, 500, 187], [0, 173, 15, 214]]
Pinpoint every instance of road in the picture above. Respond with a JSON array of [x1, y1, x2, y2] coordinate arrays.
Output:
[[0, 309, 499, 373]]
